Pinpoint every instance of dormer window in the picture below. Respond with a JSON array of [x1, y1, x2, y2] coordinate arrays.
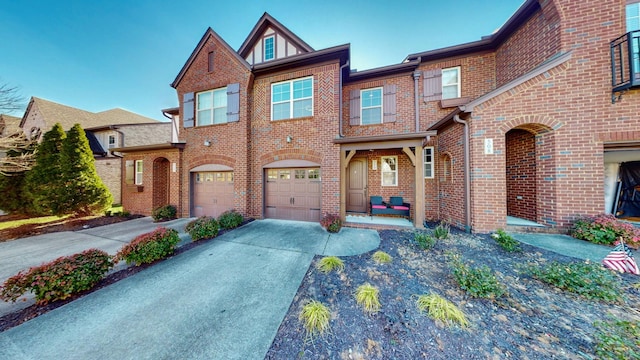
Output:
[[264, 36, 275, 61]]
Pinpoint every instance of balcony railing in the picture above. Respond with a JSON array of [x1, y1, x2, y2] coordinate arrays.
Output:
[[611, 30, 640, 93]]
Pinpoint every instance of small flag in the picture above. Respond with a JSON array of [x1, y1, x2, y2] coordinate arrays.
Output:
[[602, 238, 639, 275]]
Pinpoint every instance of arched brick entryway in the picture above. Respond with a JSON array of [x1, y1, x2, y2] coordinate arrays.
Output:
[[153, 157, 170, 210]]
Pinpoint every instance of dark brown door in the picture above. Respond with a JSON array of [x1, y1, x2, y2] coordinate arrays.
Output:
[[193, 172, 235, 218], [265, 168, 321, 221], [347, 158, 367, 213]]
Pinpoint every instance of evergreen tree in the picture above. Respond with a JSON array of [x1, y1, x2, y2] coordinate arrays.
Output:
[[58, 124, 112, 215], [23, 123, 66, 215], [0, 140, 37, 214]]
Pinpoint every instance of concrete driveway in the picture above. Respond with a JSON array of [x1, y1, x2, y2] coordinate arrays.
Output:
[[0, 219, 380, 360]]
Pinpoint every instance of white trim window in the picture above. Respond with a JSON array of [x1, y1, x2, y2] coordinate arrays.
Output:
[[381, 156, 398, 186], [108, 134, 116, 149], [360, 87, 382, 125], [135, 160, 143, 185], [271, 77, 313, 120], [264, 35, 275, 61], [197, 87, 227, 126], [424, 147, 434, 178], [442, 67, 461, 99]]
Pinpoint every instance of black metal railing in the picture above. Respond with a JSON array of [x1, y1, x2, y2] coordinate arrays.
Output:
[[611, 30, 640, 92]]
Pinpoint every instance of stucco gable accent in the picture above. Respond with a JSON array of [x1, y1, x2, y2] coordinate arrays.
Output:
[[171, 28, 251, 89], [238, 12, 314, 59]]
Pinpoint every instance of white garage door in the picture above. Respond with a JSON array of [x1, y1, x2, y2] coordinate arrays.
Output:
[[193, 172, 235, 218], [265, 168, 321, 222]]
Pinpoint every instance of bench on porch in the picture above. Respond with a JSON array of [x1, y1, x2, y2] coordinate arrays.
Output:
[[370, 196, 411, 217]]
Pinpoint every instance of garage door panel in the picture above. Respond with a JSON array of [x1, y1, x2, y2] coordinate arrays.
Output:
[[265, 168, 321, 222], [193, 171, 235, 218]]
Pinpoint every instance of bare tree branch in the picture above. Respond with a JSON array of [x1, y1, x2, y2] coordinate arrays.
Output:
[[0, 131, 37, 176], [0, 83, 24, 114]]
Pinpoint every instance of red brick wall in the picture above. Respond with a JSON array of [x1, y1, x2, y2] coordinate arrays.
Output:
[[505, 129, 536, 221], [121, 149, 181, 216], [174, 33, 253, 218], [250, 62, 341, 219], [435, 124, 466, 229]]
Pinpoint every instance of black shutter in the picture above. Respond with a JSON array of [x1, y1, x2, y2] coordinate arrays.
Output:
[[227, 83, 240, 122], [183, 92, 195, 128]]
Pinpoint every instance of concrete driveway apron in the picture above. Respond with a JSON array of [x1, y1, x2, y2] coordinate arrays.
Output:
[[0, 219, 380, 360]]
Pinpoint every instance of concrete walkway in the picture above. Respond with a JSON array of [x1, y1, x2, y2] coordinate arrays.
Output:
[[0, 219, 379, 360]]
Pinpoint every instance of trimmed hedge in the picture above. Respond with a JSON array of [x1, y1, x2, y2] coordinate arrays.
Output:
[[116, 227, 180, 265], [0, 249, 113, 305], [152, 204, 177, 222], [186, 216, 219, 241], [218, 210, 243, 229]]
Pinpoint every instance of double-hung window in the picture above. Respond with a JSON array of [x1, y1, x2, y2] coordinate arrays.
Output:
[[264, 36, 275, 61], [381, 156, 398, 186], [197, 87, 227, 125], [361, 88, 382, 125], [271, 77, 313, 120], [442, 67, 461, 99], [108, 135, 116, 148], [135, 160, 143, 185], [424, 147, 434, 178], [627, 2, 640, 74]]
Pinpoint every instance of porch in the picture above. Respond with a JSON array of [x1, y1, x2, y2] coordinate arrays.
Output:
[[345, 213, 414, 229]]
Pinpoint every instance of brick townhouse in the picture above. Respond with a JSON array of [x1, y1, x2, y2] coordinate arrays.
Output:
[[120, 0, 640, 233]]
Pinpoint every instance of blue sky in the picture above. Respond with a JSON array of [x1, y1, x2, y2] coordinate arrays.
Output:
[[0, 0, 523, 121]]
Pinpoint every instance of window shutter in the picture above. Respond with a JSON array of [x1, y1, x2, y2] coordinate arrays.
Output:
[[349, 89, 360, 125], [227, 83, 240, 122], [183, 92, 195, 128], [383, 84, 397, 123], [423, 69, 442, 101]]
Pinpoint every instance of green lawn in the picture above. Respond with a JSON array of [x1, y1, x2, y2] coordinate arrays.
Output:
[[0, 205, 122, 231]]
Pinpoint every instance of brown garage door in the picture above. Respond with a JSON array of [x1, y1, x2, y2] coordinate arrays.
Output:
[[193, 172, 234, 218], [265, 168, 321, 222]]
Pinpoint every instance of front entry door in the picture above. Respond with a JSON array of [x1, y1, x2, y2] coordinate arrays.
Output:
[[346, 158, 367, 212]]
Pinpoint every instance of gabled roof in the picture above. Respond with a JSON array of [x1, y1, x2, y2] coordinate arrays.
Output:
[[171, 27, 251, 89], [20, 97, 160, 132], [404, 0, 540, 63], [0, 114, 22, 136], [237, 12, 314, 58]]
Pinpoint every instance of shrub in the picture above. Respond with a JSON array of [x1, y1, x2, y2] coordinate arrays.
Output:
[[415, 231, 436, 250], [524, 261, 623, 302], [491, 229, 522, 252], [186, 216, 219, 241], [372, 251, 392, 264], [116, 227, 180, 266], [218, 210, 244, 229], [416, 294, 469, 328], [433, 222, 450, 239], [0, 249, 113, 305], [316, 256, 345, 274], [152, 205, 177, 222], [320, 214, 342, 233], [299, 300, 331, 341], [594, 318, 640, 360], [571, 214, 640, 248], [354, 283, 381, 314], [449, 254, 505, 299]]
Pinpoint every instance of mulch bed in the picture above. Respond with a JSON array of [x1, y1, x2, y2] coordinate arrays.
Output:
[[0, 214, 144, 242], [266, 228, 640, 359]]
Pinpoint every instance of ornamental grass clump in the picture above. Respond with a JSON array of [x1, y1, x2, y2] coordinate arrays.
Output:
[[416, 294, 469, 328], [571, 214, 640, 248], [116, 227, 180, 266], [0, 249, 113, 305], [354, 283, 381, 314], [372, 251, 392, 264], [299, 300, 331, 342], [316, 256, 345, 274], [186, 216, 219, 241], [415, 231, 436, 250], [433, 222, 450, 239], [491, 229, 522, 252], [448, 253, 505, 299], [525, 260, 623, 302]]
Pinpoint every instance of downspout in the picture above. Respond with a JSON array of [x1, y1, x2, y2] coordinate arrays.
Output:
[[413, 60, 421, 133], [338, 60, 350, 138], [454, 114, 471, 233]]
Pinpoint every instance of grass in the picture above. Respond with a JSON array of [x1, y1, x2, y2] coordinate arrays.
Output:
[[0, 204, 124, 231], [316, 256, 345, 274], [354, 283, 381, 314], [299, 300, 331, 341], [372, 251, 392, 264], [416, 294, 469, 328]]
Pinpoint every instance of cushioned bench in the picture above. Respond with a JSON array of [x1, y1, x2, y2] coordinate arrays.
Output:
[[370, 196, 410, 217]]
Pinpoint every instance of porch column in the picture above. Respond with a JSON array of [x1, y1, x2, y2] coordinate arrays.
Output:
[[415, 146, 425, 229]]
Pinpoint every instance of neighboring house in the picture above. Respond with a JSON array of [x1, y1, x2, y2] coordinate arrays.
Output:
[[0, 114, 21, 137], [19, 97, 169, 204], [123, 0, 640, 233]]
